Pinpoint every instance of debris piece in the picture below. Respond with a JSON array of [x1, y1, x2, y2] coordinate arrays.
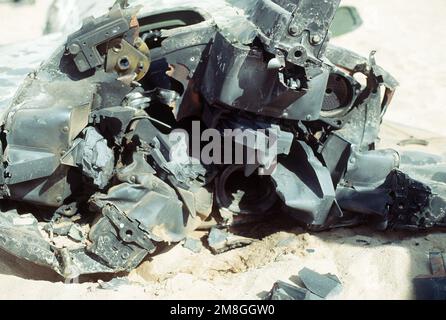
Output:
[[207, 228, 254, 254], [298, 267, 343, 298], [397, 138, 429, 147], [266, 281, 322, 300], [78, 127, 115, 189], [183, 237, 203, 253], [414, 251, 446, 300]]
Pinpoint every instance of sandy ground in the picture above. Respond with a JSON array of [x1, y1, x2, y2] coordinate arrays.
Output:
[[0, 0, 445, 300], [335, 0, 446, 137]]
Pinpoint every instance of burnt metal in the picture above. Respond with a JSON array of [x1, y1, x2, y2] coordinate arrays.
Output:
[[266, 280, 322, 301], [0, 0, 445, 277], [298, 267, 343, 298], [414, 252, 446, 300], [266, 267, 342, 300]]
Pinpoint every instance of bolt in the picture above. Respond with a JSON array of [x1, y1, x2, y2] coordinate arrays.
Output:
[[62, 126, 69, 133], [56, 196, 63, 203], [289, 26, 299, 36], [68, 43, 80, 55], [305, 115, 312, 121], [311, 34, 322, 45]]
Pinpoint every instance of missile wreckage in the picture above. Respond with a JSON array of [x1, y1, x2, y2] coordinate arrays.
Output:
[[0, 0, 445, 279]]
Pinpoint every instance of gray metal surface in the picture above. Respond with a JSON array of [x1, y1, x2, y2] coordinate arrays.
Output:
[[0, 0, 444, 278]]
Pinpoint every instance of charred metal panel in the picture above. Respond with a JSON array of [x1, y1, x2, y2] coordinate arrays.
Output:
[[0, 1, 444, 277]]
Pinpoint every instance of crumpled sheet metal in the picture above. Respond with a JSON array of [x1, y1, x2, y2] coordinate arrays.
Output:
[[0, 208, 120, 278], [0, 1, 445, 279], [266, 268, 342, 300]]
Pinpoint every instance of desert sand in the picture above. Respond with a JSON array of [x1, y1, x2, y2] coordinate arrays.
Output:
[[0, 0, 445, 300]]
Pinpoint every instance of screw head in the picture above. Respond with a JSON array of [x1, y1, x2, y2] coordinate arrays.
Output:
[[311, 34, 322, 45]]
